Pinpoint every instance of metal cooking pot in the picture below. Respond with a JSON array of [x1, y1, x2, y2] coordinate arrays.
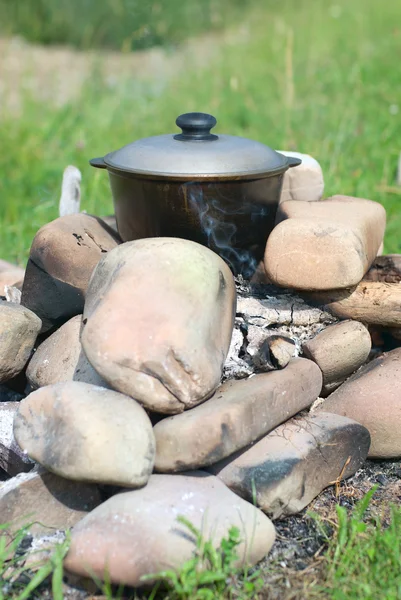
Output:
[[90, 112, 301, 278]]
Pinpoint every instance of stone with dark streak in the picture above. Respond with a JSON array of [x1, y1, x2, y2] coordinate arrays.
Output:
[[154, 358, 322, 472], [13, 382, 155, 486], [82, 238, 236, 414], [209, 412, 370, 519], [21, 213, 120, 333]]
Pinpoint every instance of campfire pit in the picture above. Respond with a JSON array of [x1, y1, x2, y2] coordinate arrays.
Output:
[[0, 135, 400, 593]]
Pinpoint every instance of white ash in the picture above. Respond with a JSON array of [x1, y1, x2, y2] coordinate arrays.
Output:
[[4, 285, 21, 304], [30, 530, 67, 553], [223, 279, 338, 380], [0, 406, 16, 447]]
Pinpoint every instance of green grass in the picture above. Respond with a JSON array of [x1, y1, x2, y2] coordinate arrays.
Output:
[[2, 489, 401, 599], [0, 0, 251, 51], [0, 0, 400, 267], [323, 486, 401, 599]]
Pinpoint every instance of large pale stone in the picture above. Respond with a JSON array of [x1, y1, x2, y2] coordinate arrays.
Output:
[[0, 259, 24, 296], [64, 472, 275, 587], [264, 196, 386, 290], [26, 315, 107, 389], [0, 402, 34, 476], [154, 358, 322, 472], [82, 238, 236, 414], [209, 412, 370, 519], [0, 469, 101, 537], [315, 348, 401, 458], [278, 151, 324, 203], [0, 300, 42, 382], [21, 214, 120, 333], [302, 320, 371, 394], [14, 382, 155, 486]]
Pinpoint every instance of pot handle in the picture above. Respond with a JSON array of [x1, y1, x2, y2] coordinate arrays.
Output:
[[287, 156, 302, 168], [174, 113, 218, 141], [89, 157, 107, 169]]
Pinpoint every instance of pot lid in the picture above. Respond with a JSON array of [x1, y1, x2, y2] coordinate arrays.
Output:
[[92, 113, 299, 180]]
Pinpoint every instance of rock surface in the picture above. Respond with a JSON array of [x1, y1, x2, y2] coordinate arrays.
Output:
[[14, 382, 155, 486], [264, 196, 386, 290], [0, 468, 101, 537], [154, 358, 322, 472], [82, 238, 236, 414], [0, 402, 34, 476], [0, 259, 25, 296], [0, 300, 42, 382], [302, 320, 371, 394], [278, 151, 324, 203], [209, 412, 370, 519], [315, 348, 401, 457], [21, 213, 120, 333], [64, 472, 275, 586], [26, 315, 108, 389]]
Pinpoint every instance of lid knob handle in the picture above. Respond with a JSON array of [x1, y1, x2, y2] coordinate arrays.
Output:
[[174, 113, 218, 141]]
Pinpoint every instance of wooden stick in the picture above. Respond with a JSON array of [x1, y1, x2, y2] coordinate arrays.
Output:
[[303, 281, 401, 327]]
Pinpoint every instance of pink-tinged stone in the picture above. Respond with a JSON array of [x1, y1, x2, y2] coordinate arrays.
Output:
[[264, 196, 386, 290], [82, 238, 236, 415], [315, 348, 401, 458], [64, 472, 275, 587], [154, 358, 322, 472]]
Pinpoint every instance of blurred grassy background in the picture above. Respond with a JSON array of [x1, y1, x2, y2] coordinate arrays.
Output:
[[0, 0, 400, 265]]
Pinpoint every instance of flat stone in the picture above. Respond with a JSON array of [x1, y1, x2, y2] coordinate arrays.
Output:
[[0, 300, 42, 382], [21, 213, 120, 333], [315, 348, 401, 458], [14, 382, 155, 486], [209, 412, 370, 519], [302, 320, 371, 394], [64, 472, 275, 587], [154, 358, 322, 472], [0, 468, 101, 537], [278, 151, 324, 203], [82, 238, 236, 414], [26, 315, 107, 389], [264, 196, 386, 290], [0, 259, 25, 296], [0, 402, 34, 476]]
